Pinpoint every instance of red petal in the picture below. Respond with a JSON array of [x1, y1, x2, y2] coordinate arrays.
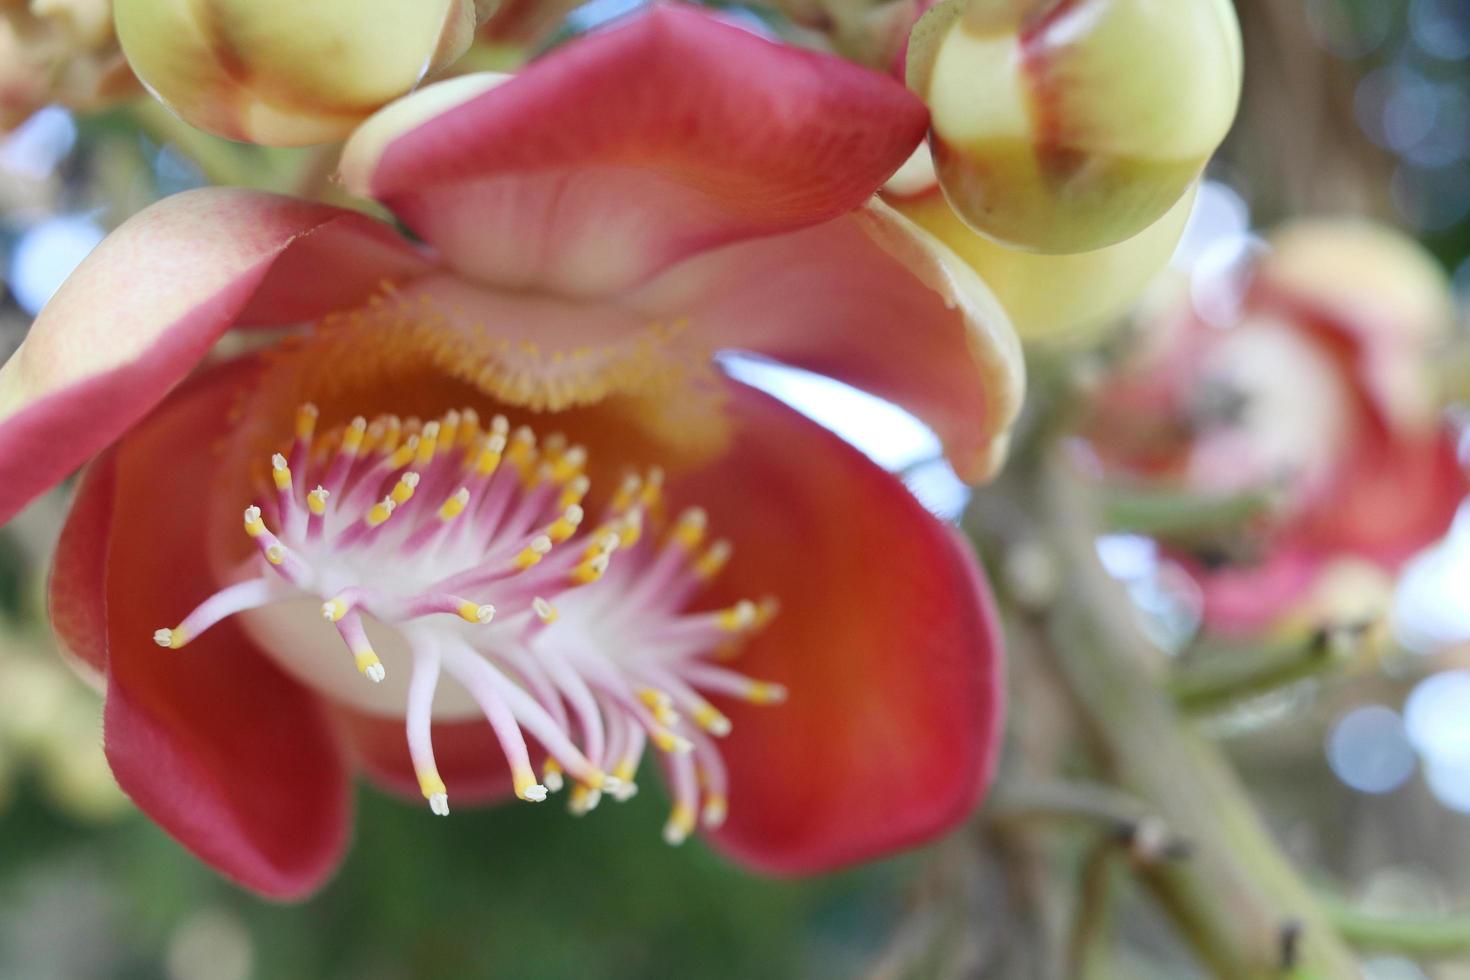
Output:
[[0, 188, 429, 525], [53, 358, 353, 899], [675, 381, 1004, 872], [341, 4, 927, 296], [634, 201, 1023, 483]]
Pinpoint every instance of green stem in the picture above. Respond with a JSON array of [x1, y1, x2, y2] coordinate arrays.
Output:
[[1100, 486, 1273, 538], [1071, 843, 1122, 980], [1168, 626, 1369, 713], [1320, 893, 1470, 959], [1030, 454, 1360, 978]]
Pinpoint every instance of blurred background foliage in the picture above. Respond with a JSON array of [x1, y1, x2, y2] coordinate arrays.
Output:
[[3, 0, 1470, 978]]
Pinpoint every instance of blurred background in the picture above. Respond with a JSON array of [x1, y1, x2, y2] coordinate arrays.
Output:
[[3, 0, 1470, 977]]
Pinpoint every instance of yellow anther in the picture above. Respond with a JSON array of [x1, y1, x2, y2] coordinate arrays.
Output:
[[307, 486, 329, 516], [514, 535, 553, 570], [390, 472, 419, 506], [388, 435, 419, 469], [322, 597, 349, 622], [568, 783, 600, 815], [547, 505, 585, 544], [152, 627, 187, 649], [437, 411, 460, 453], [640, 467, 665, 509], [417, 769, 447, 800], [367, 498, 396, 527], [474, 432, 506, 475], [651, 727, 692, 754], [716, 599, 758, 632], [638, 688, 676, 723], [354, 648, 383, 675], [617, 509, 644, 548], [439, 488, 471, 522], [342, 416, 368, 454], [295, 403, 319, 441], [693, 702, 732, 736], [457, 409, 480, 449], [414, 422, 440, 468], [513, 767, 548, 803], [506, 426, 537, 476], [702, 795, 728, 829], [612, 758, 638, 785], [663, 803, 697, 845], [746, 681, 788, 705], [363, 417, 388, 455], [271, 453, 292, 490], [265, 544, 286, 566], [611, 474, 642, 513], [557, 474, 590, 510], [569, 552, 610, 585], [243, 506, 266, 538], [532, 596, 558, 624], [695, 540, 732, 580], [582, 528, 620, 561], [542, 758, 564, 792], [457, 601, 495, 624], [549, 445, 586, 483], [672, 507, 707, 550], [376, 416, 403, 455]]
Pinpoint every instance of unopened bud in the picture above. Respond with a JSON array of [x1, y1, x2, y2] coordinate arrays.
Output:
[[907, 0, 1241, 254], [115, 0, 482, 145]]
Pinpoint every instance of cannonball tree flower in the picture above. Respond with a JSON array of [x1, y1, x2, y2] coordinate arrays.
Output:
[[0, 6, 1023, 897], [1084, 219, 1465, 636]]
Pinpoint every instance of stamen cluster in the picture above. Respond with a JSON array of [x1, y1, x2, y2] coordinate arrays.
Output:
[[156, 405, 782, 842]]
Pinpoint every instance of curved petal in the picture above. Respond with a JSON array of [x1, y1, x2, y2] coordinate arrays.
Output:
[[340, 4, 928, 297], [635, 200, 1024, 482], [1194, 425, 1464, 634], [673, 381, 1004, 873], [0, 188, 431, 526], [1296, 425, 1464, 567], [51, 359, 353, 899], [333, 707, 517, 806], [1190, 546, 1323, 636]]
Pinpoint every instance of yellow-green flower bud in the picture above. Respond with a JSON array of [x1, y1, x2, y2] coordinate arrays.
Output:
[[907, 0, 1241, 254], [892, 177, 1195, 345], [115, 0, 480, 146]]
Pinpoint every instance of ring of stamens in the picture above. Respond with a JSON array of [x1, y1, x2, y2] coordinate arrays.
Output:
[[155, 404, 783, 843]]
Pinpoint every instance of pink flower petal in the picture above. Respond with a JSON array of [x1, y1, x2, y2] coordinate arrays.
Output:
[[53, 358, 352, 898], [340, 4, 928, 296], [677, 381, 1004, 872], [0, 188, 431, 526], [635, 200, 1024, 482]]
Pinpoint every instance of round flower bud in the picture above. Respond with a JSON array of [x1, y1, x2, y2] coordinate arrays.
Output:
[[907, 0, 1241, 254], [114, 0, 481, 146], [893, 177, 1195, 345]]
